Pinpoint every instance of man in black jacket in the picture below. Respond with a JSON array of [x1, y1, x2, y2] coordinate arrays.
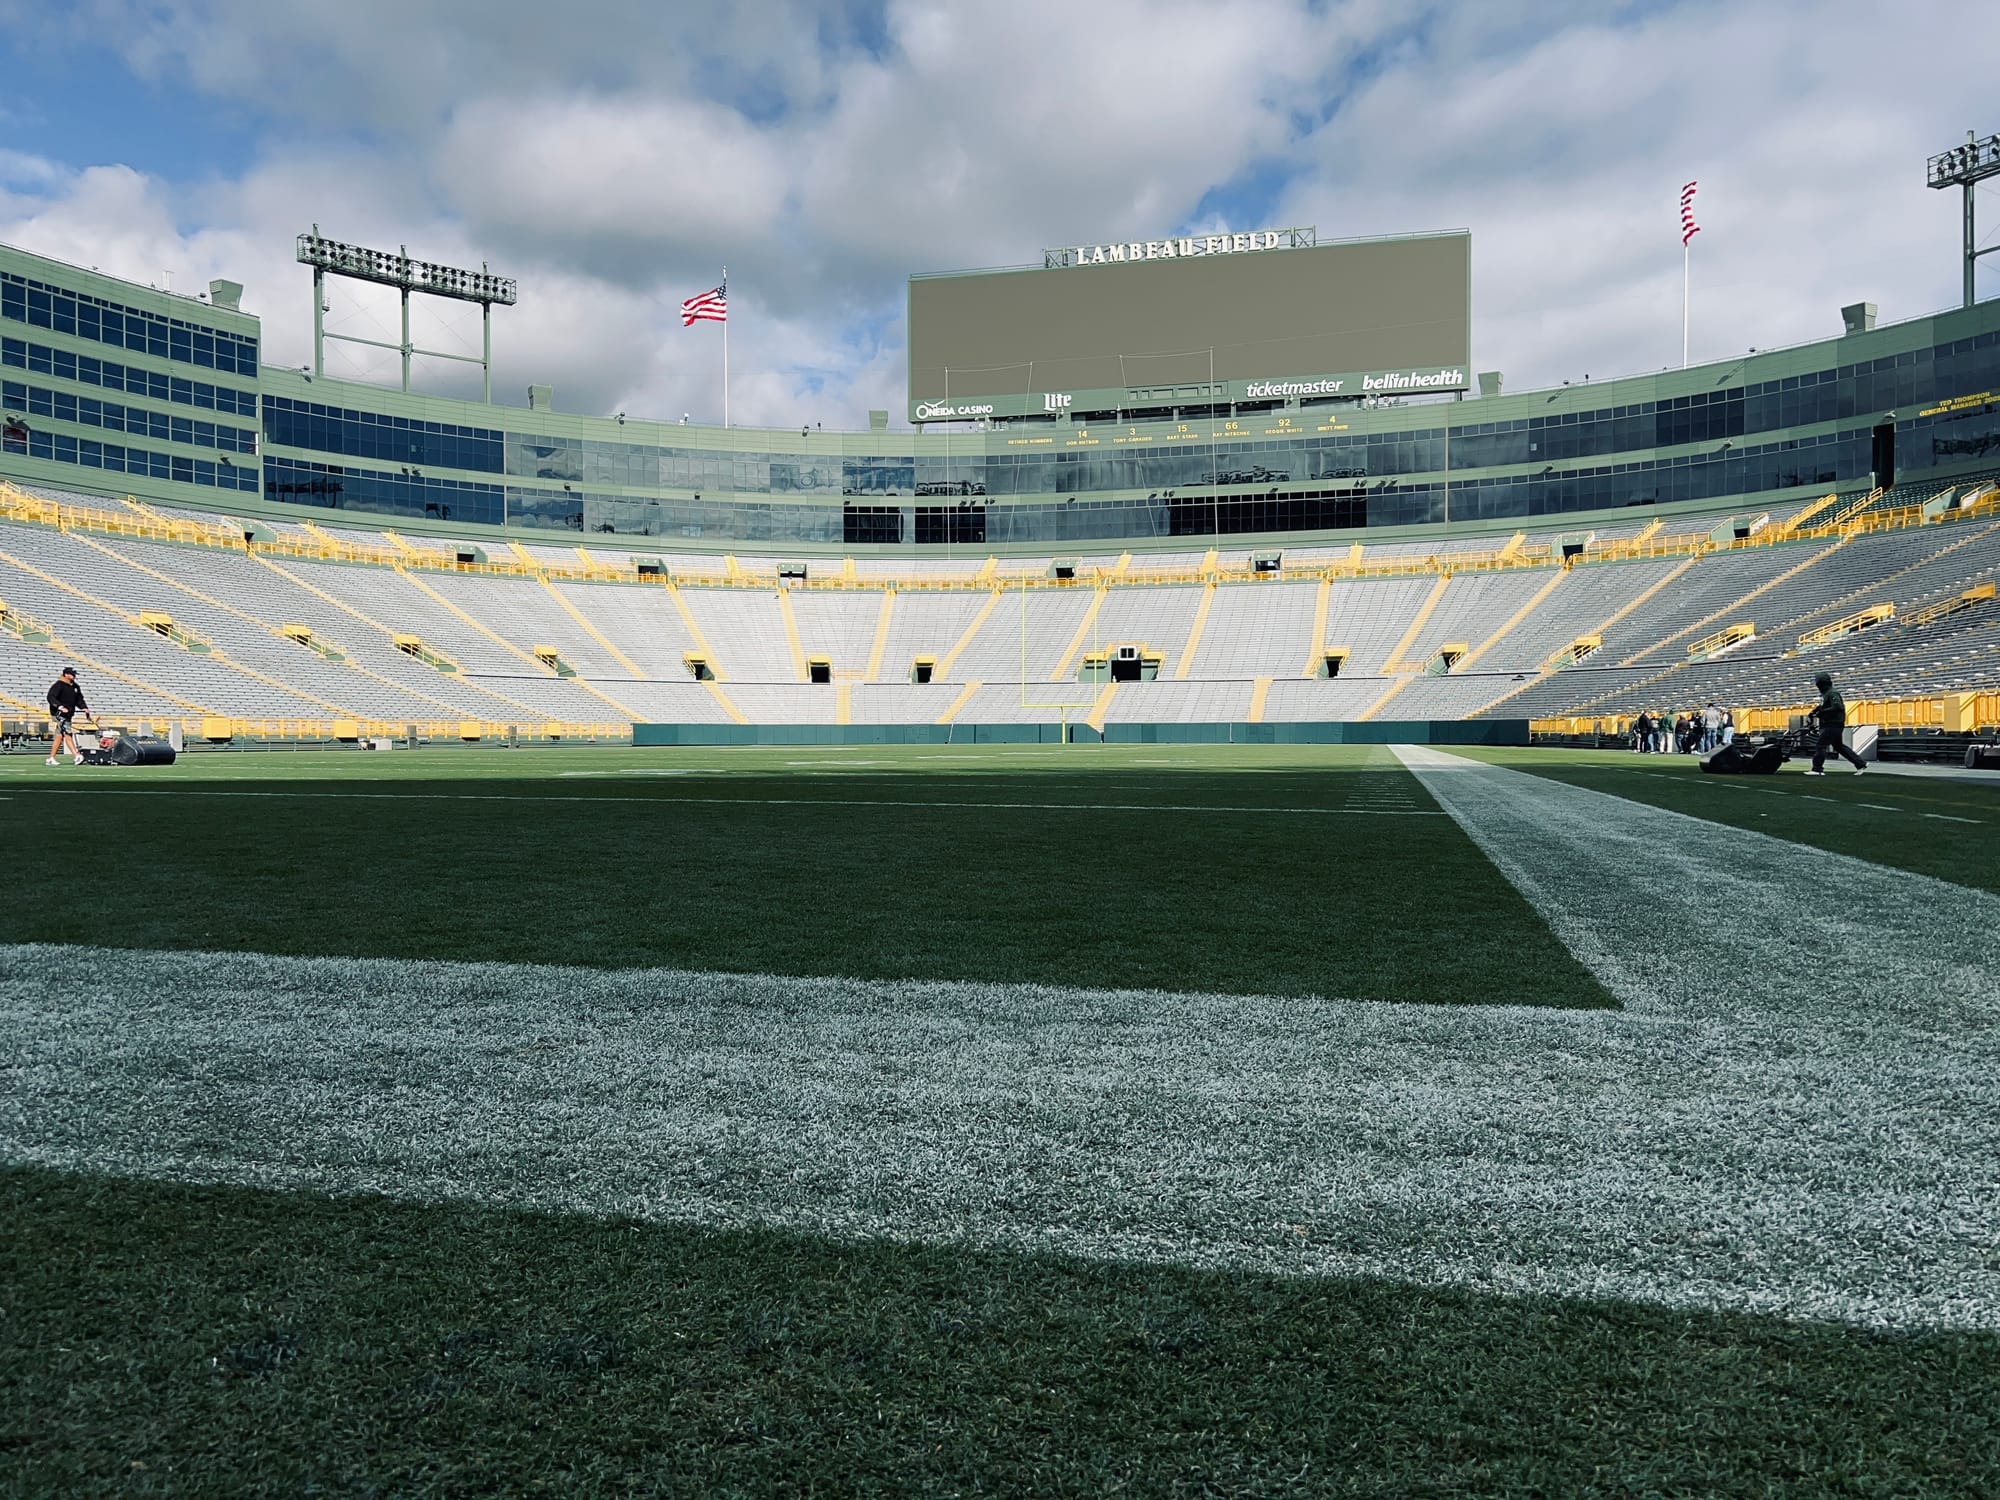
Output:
[[45, 667, 88, 766], [1805, 670, 1867, 776]]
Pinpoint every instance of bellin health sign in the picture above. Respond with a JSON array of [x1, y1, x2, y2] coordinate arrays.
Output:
[[907, 229, 1470, 423]]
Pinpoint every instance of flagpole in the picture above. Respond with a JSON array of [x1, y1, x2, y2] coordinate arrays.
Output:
[[1678, 181, 1699, 370], [722, 266, 730, 428]]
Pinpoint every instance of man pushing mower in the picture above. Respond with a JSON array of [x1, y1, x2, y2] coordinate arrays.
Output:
[[44, 666, 89, 766], [1804, 670, 1868, 777]]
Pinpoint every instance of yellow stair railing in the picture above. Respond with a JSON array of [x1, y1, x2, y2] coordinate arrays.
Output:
[[1793, 603, 1894, 652]]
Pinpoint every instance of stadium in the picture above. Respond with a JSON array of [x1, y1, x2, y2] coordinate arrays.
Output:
[[4, 116, 2000, 1493]]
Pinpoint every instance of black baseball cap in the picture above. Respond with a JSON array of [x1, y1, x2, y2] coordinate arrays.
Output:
[[60, 666, 78, 677]]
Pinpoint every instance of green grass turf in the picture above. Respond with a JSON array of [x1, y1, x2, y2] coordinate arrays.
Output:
[[8, 742, 1999, 1494], [1458, 747, 2000, 894], [5, 1166, 1996, 1498], [0, 744, 1611, 1007]]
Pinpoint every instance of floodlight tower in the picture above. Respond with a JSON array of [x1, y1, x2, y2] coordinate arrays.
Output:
[[296, 227, 518, 401], [1927, 130, 2000, 309]]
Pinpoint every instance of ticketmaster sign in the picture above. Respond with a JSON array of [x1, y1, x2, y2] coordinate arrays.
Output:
[[910, 230, 1470, 423]]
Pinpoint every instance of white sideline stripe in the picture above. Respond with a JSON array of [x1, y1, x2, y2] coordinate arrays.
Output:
[[1386, 743, 2000, 1330], [0, 787, 1445, 817]]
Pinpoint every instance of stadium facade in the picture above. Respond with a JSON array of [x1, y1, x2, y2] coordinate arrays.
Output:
[[3, 238, 2000, 554]]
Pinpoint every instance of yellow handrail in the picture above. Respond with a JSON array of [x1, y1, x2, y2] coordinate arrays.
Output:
[[1536, 691, 2000, 739], [61, 715, 635, 743], [0, 471, 1987, 595]]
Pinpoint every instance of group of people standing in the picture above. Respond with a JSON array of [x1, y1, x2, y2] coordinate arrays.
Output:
[[1627, 672, 1868, 775], [1631, 703, 1734, 755]]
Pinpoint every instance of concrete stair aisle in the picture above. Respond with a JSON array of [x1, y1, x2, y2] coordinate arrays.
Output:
[[83, 535, 466, 723], [0, 634, 194, 722], [717, 684, 842, 724], [1099, 679, 1256, 722], [1596, 547, 1811, 664], [1714, 527, 1978, 653], [950, 680, 1098, 723], [1476, 559, 1686, 674], [848, 683, 975, 723], [677, 590, 797, 681], [873, 591, 995, 684], [241, 556, 610, 724], [426, 569, 642, 680], [1395, 570, 1560, 673], [788, 592, 882, 679], [1323, 578, 1436, 675], [0, 529, 336, 719], [1766, 522, 2000, 650], [599, 679, 737, 723], [946, 589, 1102, 685], [1187, 580, 1321, 679], [1259, 676, 1405, 721], [1089, 586, 1205, 674], [551, 582, 706, 680], [283, 560, 541, 676], [1389, 673, 1538, 720]]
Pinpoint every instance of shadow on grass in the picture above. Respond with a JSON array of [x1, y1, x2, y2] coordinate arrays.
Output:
[[0, 759, 1613, 1008], [5, 1166, 1994, 1496]]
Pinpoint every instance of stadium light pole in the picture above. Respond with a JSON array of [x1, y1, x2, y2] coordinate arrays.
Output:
[[296, 229, 517, 401], [1927, 130, 2000, 309]]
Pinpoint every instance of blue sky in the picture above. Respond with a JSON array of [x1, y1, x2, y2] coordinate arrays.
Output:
[[1, 0, 1996, 428], [0, 35, 264, 186]]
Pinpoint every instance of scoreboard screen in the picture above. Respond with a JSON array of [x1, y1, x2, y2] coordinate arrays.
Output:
[[907, 230, 1469, 423]]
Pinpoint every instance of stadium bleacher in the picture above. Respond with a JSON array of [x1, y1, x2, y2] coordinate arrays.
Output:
[[2, 474, 1997, 739]]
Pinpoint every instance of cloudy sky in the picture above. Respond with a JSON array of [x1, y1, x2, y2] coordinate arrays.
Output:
[[2, 0, 1996, 430]]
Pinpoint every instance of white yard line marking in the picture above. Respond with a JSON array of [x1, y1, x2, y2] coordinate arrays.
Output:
[[559, 769, 735, 777], [1924, 813, 1981, 824], [0, 788, 1444, 816]]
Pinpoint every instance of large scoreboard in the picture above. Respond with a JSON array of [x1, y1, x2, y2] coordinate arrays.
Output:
[[907, 228, 1469, 424]]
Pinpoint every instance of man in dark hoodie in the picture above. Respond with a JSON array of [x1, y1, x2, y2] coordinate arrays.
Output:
[[45, 666, 89, 766], [1805, 670, 1867, 776]]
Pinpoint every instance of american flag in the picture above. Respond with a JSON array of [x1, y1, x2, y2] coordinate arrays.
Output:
[[1680, 181, 1701, 247], [682, 272, 727, 326]]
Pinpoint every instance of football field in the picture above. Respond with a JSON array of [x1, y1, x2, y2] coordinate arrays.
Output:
[[3, 743, 1997, 1494]]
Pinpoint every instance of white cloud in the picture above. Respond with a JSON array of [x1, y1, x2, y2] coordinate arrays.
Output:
[[794, 0, 1356, 275], [1, 0, 1997, 426], [1278, 0, 2000, 389], [433, 94, 791, 276]]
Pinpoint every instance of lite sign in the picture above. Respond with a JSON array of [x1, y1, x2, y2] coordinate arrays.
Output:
[[1047, 228, 1311, 269]]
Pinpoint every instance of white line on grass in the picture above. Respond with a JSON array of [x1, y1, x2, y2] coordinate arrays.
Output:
[[558, 769, 736, 777], [0, 788, 1445, 817]]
